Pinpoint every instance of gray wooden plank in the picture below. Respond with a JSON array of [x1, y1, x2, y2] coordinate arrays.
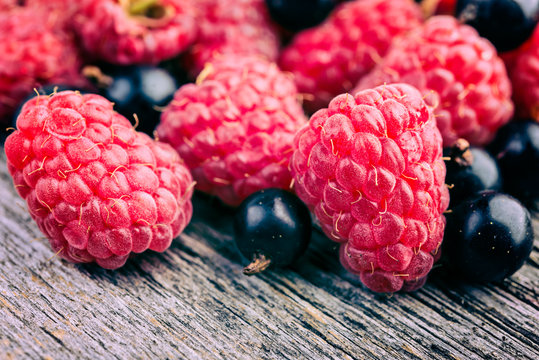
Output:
[[0, 149, 538, 360]]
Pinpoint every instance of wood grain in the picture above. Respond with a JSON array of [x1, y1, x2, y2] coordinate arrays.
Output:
[[0, 149, 537, 360]]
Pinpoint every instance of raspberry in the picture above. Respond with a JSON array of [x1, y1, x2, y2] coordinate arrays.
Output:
[[24, 0, 82, 31], [157, 55, 307, 206], [355, 16, 514, 146], [5, 91, 194, 269], [0, 7, 86, 123], [74, 0, 196, 65], [0, 0, 17, 10], [279, 0, 423, 112], [185, 0, 279, 76], [438, 0, 456, 14], [504, 26, 539, 121], [290, 84, 449, 292]]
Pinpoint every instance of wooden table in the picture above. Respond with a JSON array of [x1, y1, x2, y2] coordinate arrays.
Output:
[[0, 149, 537, 360]]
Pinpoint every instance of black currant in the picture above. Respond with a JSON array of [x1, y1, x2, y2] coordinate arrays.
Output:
[[84, 62, 182, 135], [233, 189, 312, 275], [265, 0, 338, 32], [488, 120, 539, 208], [456, 0, 539, 52], [443, 191, 534, 282], [444, 139, 502, 207]]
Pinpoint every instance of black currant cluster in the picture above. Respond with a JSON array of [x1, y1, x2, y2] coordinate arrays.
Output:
[[442, 122, 538, 283]]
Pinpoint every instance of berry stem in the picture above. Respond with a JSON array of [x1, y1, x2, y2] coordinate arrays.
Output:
[[243, 254, 272, 275], [448, 138, 474, 167], [420, 0, 441, 18], [128, 0, 160, 16], [82, 66, 113, 88], [458, 3, 479, 24], [122, 0, 174, 26]]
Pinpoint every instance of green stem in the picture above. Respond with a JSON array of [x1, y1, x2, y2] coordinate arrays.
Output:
[[128, 0, 160, 16]]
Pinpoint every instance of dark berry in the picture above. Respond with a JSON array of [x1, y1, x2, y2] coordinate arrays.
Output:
[[265, 0, 337, 32], [233, 189, 312, 275], [84, 63, 182, 135], [443, 191, 534, 282], [488, 120, 539, 208], [444, 139, 502, 207], [456, 0, 539, 52]]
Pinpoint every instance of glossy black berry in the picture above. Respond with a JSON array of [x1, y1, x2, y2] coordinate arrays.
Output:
[[234, 189, 312, 275], [444, 139, 502, 207], [488, 120, 539, 207], [443, 191, 534, 282], [456, 0, 539, 52], [265, 0, 338, 32], [86, 63, 182, 135]]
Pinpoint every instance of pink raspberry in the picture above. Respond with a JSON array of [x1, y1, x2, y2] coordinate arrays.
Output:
[[0, 0, 17, 10], [157, 55, 307, 206], [74, 0, 196, 65], [0, 7, 86, 123], [504, 26, 539, 122], [355, 16, 514, 146], [291, 84, 449, 293], [24, 0, 82, 31], [185, 0, 279, 77], [279, 0, 423, 113], [5, 91, 194, 269]]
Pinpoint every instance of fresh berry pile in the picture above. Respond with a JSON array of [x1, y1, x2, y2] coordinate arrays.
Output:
[[1, 0, 536, 292]]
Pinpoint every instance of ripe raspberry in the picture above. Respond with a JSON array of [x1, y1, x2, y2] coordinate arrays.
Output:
[[291, 84, 449, 293], [504, 26, 539, 121], [24, 0, 82, 31], [0, 0, 17, 10], [5, 91, 194, 269], [436, 0, 456, 14], [279, 0, 423, 112], [185, 0, 279, 76], [74, 0, 196, 65], [355, 16, 514, 146], [157, 55, 307, 206], [0, 7, 86, 123]]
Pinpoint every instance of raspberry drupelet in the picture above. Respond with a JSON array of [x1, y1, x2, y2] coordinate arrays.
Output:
[[291, 83, 449, 293], [355, 16, 514, 146], [4, 91, 194, 269], [0, 6, 86, 123], [74, 0, 196, 65], [157, 55, 308, 206], [279, 0, 423, 113], [185, 0, 279, 77], [504, 26, 539, 122]]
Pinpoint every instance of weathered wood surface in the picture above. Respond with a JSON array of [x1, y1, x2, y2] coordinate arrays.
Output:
[[0, 147, 537, 360]]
